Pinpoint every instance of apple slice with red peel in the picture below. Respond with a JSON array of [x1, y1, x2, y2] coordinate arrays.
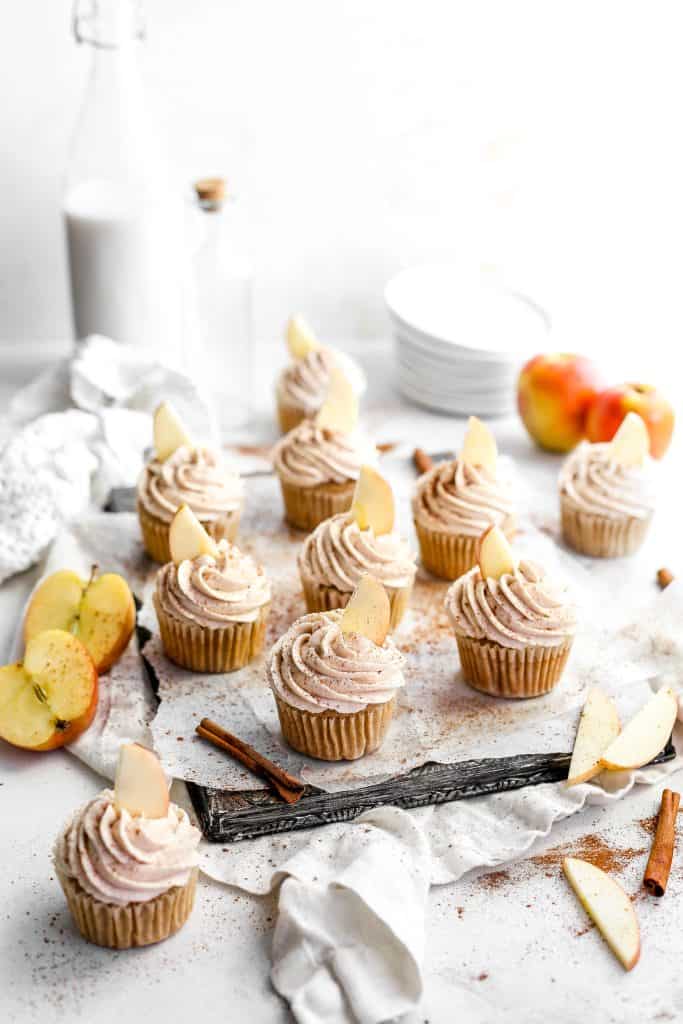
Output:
[[563, 857, 640, 971], [460, 416, 497, 474], [114, 743, 169, 818], [599, 686, 677, 771], [477, 525, 518, 580], [608, 411, 649, 467], [0, 630, 98, 751], [286, 315, 320, 360], [153, 400, 192, 462], [566, 688, 620, 786], [340, 574, 391, 646], [315, 368, 358, 434], [169, 504, 220, 565], [351, 465, 395, 535]]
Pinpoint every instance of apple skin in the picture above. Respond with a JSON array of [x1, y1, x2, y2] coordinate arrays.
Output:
[[517, 354, 603, 453], [29, 677, 98, 752], [585, 384, 675, 459]]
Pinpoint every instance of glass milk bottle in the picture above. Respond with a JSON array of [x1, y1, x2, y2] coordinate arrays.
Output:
[[193, 178, 253, 433], [63, 0, 191, 364]]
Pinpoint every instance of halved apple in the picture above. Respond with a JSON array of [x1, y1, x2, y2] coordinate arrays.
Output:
[[286, 314, 320, 361], [563, 857, 640, 971], [609, 411, 649, 468], [114, 742, 169, 818], [315, 368, 358, 434], [599, 687, 678, 771], [566, 688, 620, 786], [0, 630, 98, 751], [477, 524, 518, 580], [351, 465, 395, 535], [169, 503, 219, 565], [24, 568, 135, 673], [340, 574, 391, 646], [460, 416, 497, 475], [153, 400, 192, 462]]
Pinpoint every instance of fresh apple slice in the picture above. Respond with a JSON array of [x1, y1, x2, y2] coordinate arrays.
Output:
[[563, 857, 640, 971], [0, 629, 98, 751], [153, 400, 192, 462], [609, 411, 649, 468], [114, 742, 170, 818], [315, 368, 358, 434], [477, 525, 518, 580], [599, 687, 678, 771], [351, 465, 395, 535], [460, 416, 497, 475], [566, 689, 621, 786], [286, 314, 320, 360], [340, 574, 391, 646], [169, 504, 220, 565]]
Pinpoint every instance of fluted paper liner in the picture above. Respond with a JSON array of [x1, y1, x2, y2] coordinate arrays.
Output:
[[276, 395, 308, 435], [456, 636, 572, 699], [56, 866, 198, 949], [300, 573, 412, 631], [155, 596, 270, 673], [138, 500, 240, 564], [278, 479, 355, 532], [415, 520, 516, 581], [274, 693, 395, 761], [560, 498, 652, 558]]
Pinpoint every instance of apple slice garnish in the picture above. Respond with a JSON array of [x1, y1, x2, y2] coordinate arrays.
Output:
[[599, 686, 678, 771], [169, 504, 220, 565], [153, 400, 192, 462], [339, 574, 391, 646], [315, 368, 358, 434], [0, 629, 98, 751], [608, 411, 649, 468], [460, 416, 497, 475], [351, 465, 395, 536], [566, 688, 620, 786], [114, 743, 170, 818], [24, 568, 135, 673], [477, 524, 518, 580], [286, 314, 320, 361], [563, 857, 640, 971]]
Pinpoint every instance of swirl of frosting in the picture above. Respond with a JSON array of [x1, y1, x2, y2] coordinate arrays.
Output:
[[445, 560, 576, 650], [299, 512, 416, 591], [277, 348, 337, 412], [138, 445, 243, 524], [413, 459, 515, 536], [267, 610, 405, 713], [156, 540, 270, 625], [559, 441, 653, 520], [54, 790, 200, 906], [272, 420, 377, 488]]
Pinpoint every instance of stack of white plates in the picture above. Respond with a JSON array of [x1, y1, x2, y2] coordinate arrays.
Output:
[[385, 265, 550, 417]]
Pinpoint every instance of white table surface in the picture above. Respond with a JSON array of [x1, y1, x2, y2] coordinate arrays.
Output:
[[2, 341, 682, 1024]]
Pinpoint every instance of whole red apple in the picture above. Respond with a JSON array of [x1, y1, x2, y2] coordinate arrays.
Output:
[[517, 353, 602, 453], [586, 384, 675, 459]]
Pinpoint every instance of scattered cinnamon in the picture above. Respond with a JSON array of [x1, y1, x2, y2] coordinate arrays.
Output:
[[643, 788, 680, 897], [413, 448, 433, 474], [657, 568, 675, 590], [196, 718, 306, 804], [377, 441, 398, 455]]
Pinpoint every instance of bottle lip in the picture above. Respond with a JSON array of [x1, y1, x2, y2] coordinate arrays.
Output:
[[73, 0, 146, 48]]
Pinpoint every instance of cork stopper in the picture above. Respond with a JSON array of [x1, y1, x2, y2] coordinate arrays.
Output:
[[194, 178, 226, 211]]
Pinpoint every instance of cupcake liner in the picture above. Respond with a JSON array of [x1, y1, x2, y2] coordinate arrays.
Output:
[[273, 693, 395, 761], [279, 479, 356, 532], [138, 501, 240, 564], [154, 595, 270, 672], [56, 866, 198, 949], [276, 396, 309, 435], [456, 635, 572, 699], [560, 498, 652, 558], [300, 573, 413, 631], [415, 520, 516, 581]]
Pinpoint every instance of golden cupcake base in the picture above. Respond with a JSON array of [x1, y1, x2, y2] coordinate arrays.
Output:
[[279, 479, 356, 532], [154, 596, 270, 673], [560, 500, 652, 558], [56, 866, 198, 949], [300, 573, 412, 631], [274, 693, 395, 760], [456, 635, 572, 699], [138, 501, 241, 564], [276, 396, 309, 435], [415, 520, 516, 581]]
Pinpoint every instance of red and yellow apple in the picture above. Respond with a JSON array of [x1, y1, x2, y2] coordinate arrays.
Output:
[[517, 354, 602, 453], [585, 383, 674, 459], [115, 743, 169, 818]]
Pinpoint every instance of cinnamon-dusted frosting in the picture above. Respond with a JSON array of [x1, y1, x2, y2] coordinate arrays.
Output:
[[272, 420, 377, 488], [277, 348, 367, 413], [54, 790, 200, 906], [413, 459, 515, 536], [445, 561, 576, 650], [559, 441, 653, 520], [299, 512, 416, 591], [138, 445, 243, 524], [267, 610, 405, 714], [156, 539, 270, 626]]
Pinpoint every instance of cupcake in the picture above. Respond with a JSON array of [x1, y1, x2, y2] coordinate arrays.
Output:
[[559, 412, 654, 558], [54, 744, 200, 949], [412, 417, 515, 580], [268, 577, 405, 760], [445, 526, 576, 698], [154, 506, 271, 673]]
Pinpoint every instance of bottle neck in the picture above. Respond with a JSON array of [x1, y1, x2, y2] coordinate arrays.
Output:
[[73, 0, 145, 49]]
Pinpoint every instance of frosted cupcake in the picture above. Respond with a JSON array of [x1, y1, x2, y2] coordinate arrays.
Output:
[[445, 526, 576, 698], [54, 744, 200, 949], [559, 412, 654, 558], [268, 577, 405, 760], [413, 417, 515, 580], [154, 505, 271, 672]]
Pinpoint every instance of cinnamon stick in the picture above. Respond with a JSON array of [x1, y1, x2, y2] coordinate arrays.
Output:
[[377, 441, 398, 455], [643, 788, 680, 896], [657, 568, 675, 590], [196, 718, 306, 804], [413, 448, 433, 474]]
